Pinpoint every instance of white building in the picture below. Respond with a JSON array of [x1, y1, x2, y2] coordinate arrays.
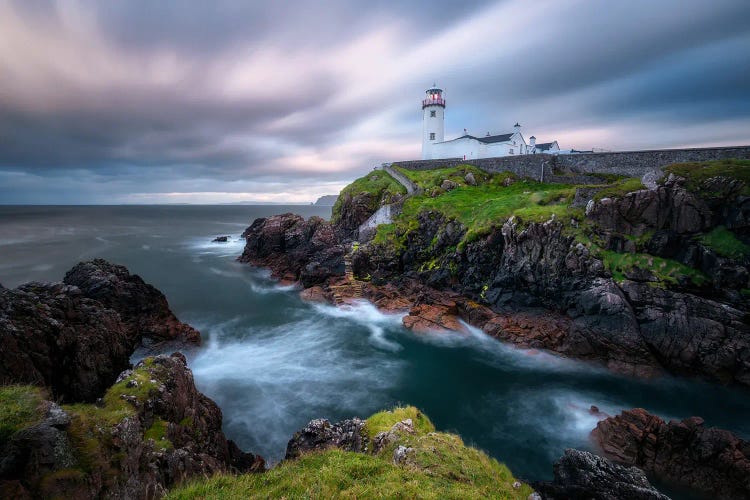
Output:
[[421, 85, 560, 160]]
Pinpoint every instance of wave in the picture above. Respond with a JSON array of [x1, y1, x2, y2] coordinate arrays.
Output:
[[312, 300, 406, 352], [189, 309, 405, 462]]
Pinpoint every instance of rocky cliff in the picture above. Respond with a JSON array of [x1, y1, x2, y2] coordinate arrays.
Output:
[[240, 160, 750, 386], [0, 261, 262, 499], [592, 408, 750, 499], [0, 259, 200, 403]]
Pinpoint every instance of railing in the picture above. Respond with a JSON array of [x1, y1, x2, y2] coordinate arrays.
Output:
[[422, 97, 446, 108]]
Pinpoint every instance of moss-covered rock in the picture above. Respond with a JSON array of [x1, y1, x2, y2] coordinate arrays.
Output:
[[1, 355, 263, 499], [332, 170, 407, 237]]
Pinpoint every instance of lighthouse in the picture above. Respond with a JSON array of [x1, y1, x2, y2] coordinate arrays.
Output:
[[421, 84, 445, 160]]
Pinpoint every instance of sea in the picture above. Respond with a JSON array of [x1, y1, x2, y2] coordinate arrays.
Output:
[[1, 205, 748, 493]]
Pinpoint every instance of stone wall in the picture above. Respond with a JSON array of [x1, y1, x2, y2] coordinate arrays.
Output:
[[391, 146, 750, 185]]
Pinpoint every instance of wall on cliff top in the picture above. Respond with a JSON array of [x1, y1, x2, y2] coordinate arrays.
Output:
[[392, 145, 750, 184]]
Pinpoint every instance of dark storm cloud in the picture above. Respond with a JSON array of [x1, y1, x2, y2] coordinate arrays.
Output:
[[1, 0, 749, 203]]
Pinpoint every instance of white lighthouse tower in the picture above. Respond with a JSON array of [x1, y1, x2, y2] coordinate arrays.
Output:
[[421, 84, 445, 160]]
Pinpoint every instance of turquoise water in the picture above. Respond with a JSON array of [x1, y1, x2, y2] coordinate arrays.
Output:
[[1, 205, 748, 494]]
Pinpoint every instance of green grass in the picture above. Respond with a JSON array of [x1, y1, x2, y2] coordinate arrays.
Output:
[[63, 357, 166, 471], [663, 159, 750, 196], [332, 170, 407, 223], [167, 448, 530, 500], [399, 179, 579, 245], [395, 164, 489, 191], [0, 385, 47, 444], [600, 250, 708, 286], [364, 406, 435, 440], [592, 177, 645, 201], [145, 419, 173, 451], [698, 226, 750, 259], [167, 406, 532, 500]]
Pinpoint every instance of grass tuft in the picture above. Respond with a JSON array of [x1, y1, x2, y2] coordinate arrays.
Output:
[[698, 226, 750, 260], [592, 177, 645, 201], [0, 385, 47, 444], [600, 250, 708, 286], [364, 406, 435, 439]]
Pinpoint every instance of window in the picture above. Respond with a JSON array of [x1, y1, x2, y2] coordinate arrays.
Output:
[[430, 110, 436, 117], [429, 133, 435, 140], [509, 148, 514, 154]]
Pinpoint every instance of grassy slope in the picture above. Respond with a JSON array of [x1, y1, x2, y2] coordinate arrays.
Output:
[[375, 167, 582, 250], [395, 164, 489, 192], [331, 170, 407, 223], [663, 159, 750, 196], [167, 406, 532, 500], [370, 161, 749, 287]]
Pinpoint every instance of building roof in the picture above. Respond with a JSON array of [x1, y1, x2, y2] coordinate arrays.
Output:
[[444, 133, 515, 144], [478, 133, 514, 144], [534, 142, 557, 151]]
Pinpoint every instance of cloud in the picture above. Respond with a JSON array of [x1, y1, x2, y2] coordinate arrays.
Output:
[[0, 0, 749, 203]]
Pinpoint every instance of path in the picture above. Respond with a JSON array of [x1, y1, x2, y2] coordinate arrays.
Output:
[[383, 164, 421, 195], [329, 242, 365, 305]]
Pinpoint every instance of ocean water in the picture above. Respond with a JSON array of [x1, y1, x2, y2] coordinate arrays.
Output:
[[2, 205, 749, 490]]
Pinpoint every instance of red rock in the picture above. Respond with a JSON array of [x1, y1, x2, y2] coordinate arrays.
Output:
[[402, 303, 467, 334], [300, 286, 329, 303], [592, 408, 750, 499]]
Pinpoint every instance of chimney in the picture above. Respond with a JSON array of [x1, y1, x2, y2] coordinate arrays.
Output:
[[514, 122, 521, 134]]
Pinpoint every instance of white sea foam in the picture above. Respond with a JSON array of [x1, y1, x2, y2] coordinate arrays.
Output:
[[188, 237, 246, 256], [459, 321, 604, 375], [206, 265, 298, 294], [189, 309, 404, 462], [313, 300, 405, 352]]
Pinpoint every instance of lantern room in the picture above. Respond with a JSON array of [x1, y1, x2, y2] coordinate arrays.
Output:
[[422, 85, 445, 109]]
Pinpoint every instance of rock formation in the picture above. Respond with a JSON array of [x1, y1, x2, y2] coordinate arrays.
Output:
[[534, 449, 670, 500], [239, 165, 750, 386], [0, 260, 262, 499], [0, 259, 200, 402], [285, 418, 366, 459], [592, 408, 750, 499], [63, 259, 200, 344], [239, 213, 345, 286], [0, 354, 263, 499]]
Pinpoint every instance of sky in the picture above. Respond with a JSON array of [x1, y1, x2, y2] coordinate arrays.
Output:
[[1, 0, 749, 204]]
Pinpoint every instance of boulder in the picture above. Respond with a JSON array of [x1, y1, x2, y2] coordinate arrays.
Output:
[[534, 449, 670, 500], [464, 172, 477, 186], [592, 408, 750, 499], [285, 418, 366, 459], [212, 236, 229, 242], [441, 179, 458, 191], [63, 259, 200, 344]]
